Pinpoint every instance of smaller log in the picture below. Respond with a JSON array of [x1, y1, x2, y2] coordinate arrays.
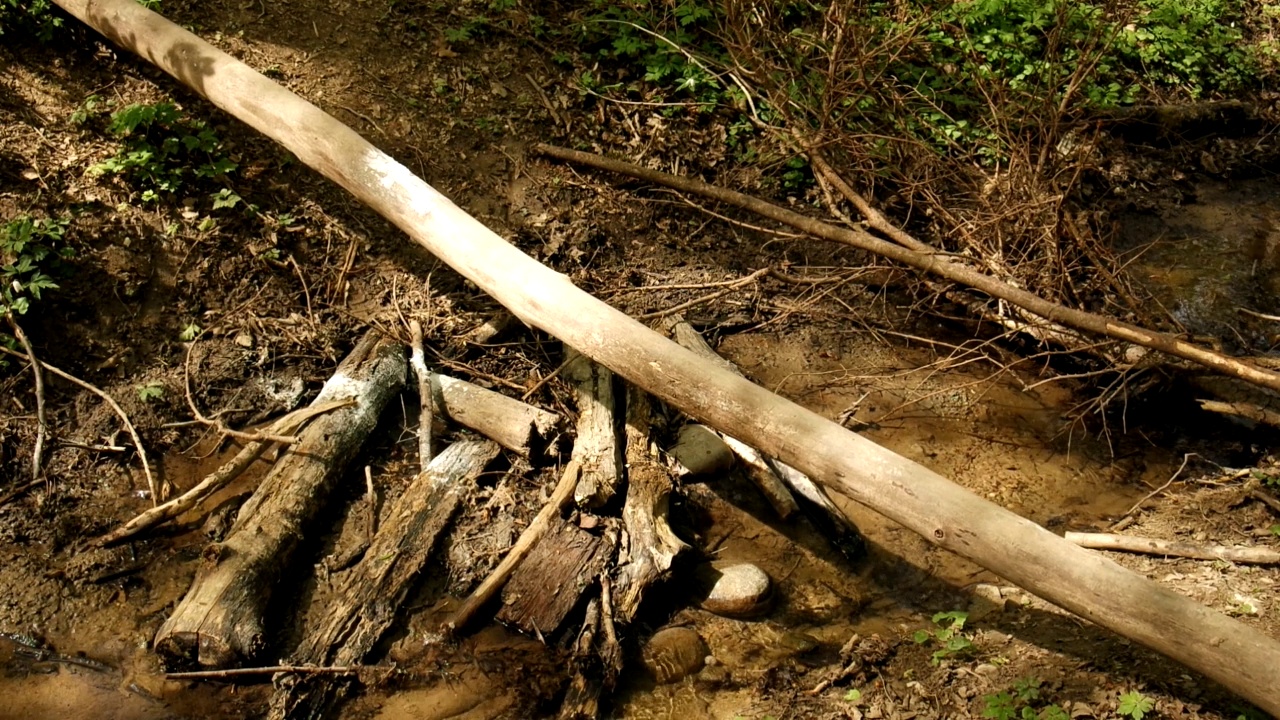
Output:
[[410, 319, 435, 468], [496, 518, 616, 636], [1066, 532, 1280, 565], [434, 372, 559, 456], [269, 439, 501, 720], [556, 580, 620, 720], [445, 460, 583, 634], [565, 349, 623, 508], [155, 333, 406, 669], [612, 388, 688, 624]]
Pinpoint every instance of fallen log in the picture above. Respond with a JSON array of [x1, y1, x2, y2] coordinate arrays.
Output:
[[612, 388, 688, 624], [1066, 532, 1280, 565], [58, 2, 1280, 710], [269, 439, 501, 720], [434, 372, 559, 457], [154, 332, 406, 668], [564, 349, 623, 508]]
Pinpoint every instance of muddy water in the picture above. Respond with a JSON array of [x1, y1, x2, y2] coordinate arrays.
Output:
[[1118, 177, 1280, 347]]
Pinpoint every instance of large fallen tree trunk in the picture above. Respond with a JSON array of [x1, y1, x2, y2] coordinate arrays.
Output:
[[155, 332, 406, 668], [55, 1, 1280, 711]]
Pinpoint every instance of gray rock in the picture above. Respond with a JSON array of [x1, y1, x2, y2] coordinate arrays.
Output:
[[668, 424, 733, 477], [698, 563, 773, 618]]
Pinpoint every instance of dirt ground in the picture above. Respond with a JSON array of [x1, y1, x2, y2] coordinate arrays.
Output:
[[2, 1, 1280, 719]]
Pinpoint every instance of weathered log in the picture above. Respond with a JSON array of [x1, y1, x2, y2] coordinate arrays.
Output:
[[154, 333, 406, 668], [434, 372, 559, 457], [60, 3, 1280, 710], [612, 388, 688, 624], [496, 517, 616, 635], [1066, 532, 1280, 565], [564, 349, 622, 508], [269, 439, 501, 720]]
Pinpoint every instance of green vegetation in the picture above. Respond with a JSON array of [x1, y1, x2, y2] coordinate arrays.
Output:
[[1, 215, 73, 318], [983, 678, 1069, 720], [0, 0, 65, 42], [136, 382, 165, 403], [912, 610, 976, 664], [89, 101, 238, 206], [1117, 690, 1155, 720]]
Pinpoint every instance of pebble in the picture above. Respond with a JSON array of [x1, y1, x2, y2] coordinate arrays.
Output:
[[668, 424, 734, 477], [641, 627, 709, 684], [698, 563, 773, 618]]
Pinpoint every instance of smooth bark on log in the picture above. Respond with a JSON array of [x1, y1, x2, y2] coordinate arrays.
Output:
[[269, 439, 501, 720], [565, 349, 622, 508], [58, 4, 1280, 710], [154, 333, 406, 668], [612, 389, 688, 624], [434, 372, 559, 457], [496, 517, 616, 635], [1066, 532, 1280, 565]]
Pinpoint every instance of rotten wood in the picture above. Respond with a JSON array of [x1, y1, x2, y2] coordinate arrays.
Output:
[[565, 348, 622, 508], [444, 460, 582, 635], [154, 332, 406, 668], [269, 439, 501, 720], [612, 388, 688, 624], [496, 517, 616, 636], [434, 372, 559, 457], [57, 3, 1280, 710], [1066, 532, 1280, 565]]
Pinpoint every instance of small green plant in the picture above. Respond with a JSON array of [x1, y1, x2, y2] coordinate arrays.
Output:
[[912, 610, 976, 664], [90, 101, 237, 205], [178, 323, 202, 342], [982, 678, 1069, 720], [844, 688, 863, 703], [1117, 690, 1155, 720], [137, 382, 165, 403], [1, 215, 73, 317], [0, 0, 65, 42]]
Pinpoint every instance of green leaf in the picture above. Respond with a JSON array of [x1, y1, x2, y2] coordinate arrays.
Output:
[[844, 688, 862, 702], [1118, 691, 1154, 720]]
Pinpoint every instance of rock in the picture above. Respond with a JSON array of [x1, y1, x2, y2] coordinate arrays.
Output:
[[967, 583, 1006, 621], [641, 627, 709, 684], [668, 424, 733, 477], [697, 563, 773, 618]]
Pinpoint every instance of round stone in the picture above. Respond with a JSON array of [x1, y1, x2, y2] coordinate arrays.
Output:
[[641, 627, 709, 684], [668, 424, 734, 477], [698, 563, 773, 618]]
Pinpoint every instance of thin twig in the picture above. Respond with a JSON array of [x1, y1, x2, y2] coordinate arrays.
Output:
[[0, 478, 46, 508], [444, 459, 582, 634], [0, 344, 156, 505], [94, 398, 353, 546], [1113, 453, 1194, 528], [184, 340, 299, 445], [7, 316, 46, 481], [637, 267, 770, 320], [409, 319, 434, 470], [166, 664, 369, 680]]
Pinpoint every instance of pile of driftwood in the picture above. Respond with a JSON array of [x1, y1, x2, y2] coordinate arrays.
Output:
[[100, 320, 858, 719], [50, 0, 1280, 715]]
